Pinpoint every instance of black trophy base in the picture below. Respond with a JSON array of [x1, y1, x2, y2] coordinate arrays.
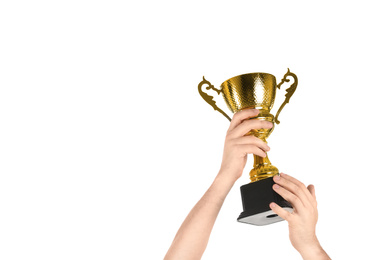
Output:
[[237, 177, 293, 226]]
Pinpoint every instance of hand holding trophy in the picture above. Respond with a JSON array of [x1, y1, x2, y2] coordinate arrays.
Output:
[[198, 69, 298, 226]]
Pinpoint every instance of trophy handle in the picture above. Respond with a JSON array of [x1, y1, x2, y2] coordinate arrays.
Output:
[[274, 68, 298, 124], [198, 76, 232, 122]]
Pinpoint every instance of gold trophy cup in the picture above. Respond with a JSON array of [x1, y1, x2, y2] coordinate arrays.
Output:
[[198, 69, 298, 226]]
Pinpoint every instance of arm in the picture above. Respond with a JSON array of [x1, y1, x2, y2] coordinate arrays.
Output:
[[270, 173, 331, 260], [163, 171, 235, 260], [164, 109, 271, 260]]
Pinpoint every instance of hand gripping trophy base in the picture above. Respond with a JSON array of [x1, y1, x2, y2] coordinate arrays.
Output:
[[237, 177, 293, 226]]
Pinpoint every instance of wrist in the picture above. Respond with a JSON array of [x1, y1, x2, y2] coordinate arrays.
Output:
[[215, 169, 237, 188], [298, 238, 330, 260], [217, 167, 241, 184], [206, 171, 237, 202]]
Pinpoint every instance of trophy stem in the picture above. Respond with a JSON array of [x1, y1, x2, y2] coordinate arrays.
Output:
[[250, 154, 279, 182]]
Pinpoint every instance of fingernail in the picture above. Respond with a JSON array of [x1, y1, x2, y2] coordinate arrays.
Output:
[[273, 184, 280, 189], [274, 175, 280, 181], [270, 202, 276, 208]]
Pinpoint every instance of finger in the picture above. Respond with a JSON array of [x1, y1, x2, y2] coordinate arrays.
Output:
[[229, 119, 273, 138], [307, 184, 317, 207], [269, 202, 292, 221], [273, 174, 310, 207], [273, 183, 305, 212], [307, 184, 316, 199], [235, 135, 270, 152], [283, 174, 317, 206], [237, 144, 267, 158], [228, 108, 260, 131], [276, 173, 315, 207], [280, 173, 306, 187]]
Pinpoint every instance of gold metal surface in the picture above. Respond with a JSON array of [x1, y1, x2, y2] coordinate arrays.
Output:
[[275, 69, 298, 124], [199, 69, 298, 182], [220, 73, 277, 113], [198, 77, 232, 121]]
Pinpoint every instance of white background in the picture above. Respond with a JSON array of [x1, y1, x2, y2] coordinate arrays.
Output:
[[1, 0, 389, 259]]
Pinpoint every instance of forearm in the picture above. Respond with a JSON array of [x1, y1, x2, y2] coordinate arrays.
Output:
[[164, 171, 235, 260]]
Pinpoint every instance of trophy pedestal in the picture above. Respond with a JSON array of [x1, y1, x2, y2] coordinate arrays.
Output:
[[237, 177, 293, 226]]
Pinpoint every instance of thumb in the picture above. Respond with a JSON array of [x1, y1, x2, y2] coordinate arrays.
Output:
[[269, 202, 292, 221]]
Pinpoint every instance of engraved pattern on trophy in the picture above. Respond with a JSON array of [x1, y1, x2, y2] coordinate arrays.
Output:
[[220, 73, 276, 113]]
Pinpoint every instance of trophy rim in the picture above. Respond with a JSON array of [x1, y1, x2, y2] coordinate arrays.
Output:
[[221, 72, 276, 85]]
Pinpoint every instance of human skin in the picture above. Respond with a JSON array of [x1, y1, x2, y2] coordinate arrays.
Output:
[[271, 173, 331, 259], [164, 109, 330, 260]]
